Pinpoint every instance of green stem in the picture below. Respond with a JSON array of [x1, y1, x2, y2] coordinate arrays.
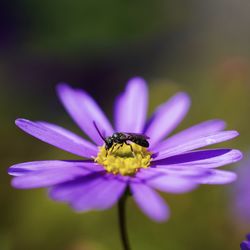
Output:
[[118, 193, 131, 250]]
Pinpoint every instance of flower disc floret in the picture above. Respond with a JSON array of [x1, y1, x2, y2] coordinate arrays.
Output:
[[95, 143, 152, 176]]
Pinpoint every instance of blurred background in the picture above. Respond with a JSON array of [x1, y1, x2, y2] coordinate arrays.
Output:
[[1, 0, 250, 249]]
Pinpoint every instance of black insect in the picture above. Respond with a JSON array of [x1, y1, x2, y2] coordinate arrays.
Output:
[[93, 122, 150, 153]]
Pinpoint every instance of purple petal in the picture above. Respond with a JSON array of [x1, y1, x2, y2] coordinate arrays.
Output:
[[148, 165, 209, 178], [72, 178, 126, 211], [136, 169, 198, 193], [11, 165, 103, 189], [153, 119, 226, 150], [175, 149, 242, 169], [241, 241, 250, 250], [247, 234, 250, 242], [152, 149, 242, 166], [56, 83, 114, 145], [15, 119, 97, 158], [50, 174, 102, 202], [130, 182, 169, 222], [145, 92, 190, 146], [37, 121, 96, 147], [51, 175, 126, 211], [154, 130, 239, 160], [114, 77, 148, 133], [8, 160, 103, 176], [194, 169, 237, 184]]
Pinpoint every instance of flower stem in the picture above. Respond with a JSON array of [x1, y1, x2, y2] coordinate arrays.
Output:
[[118, 193, 131, 250]]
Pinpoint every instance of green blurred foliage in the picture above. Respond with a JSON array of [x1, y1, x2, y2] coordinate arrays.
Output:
[[1, 0, 250, 250], [21, 0, 186, 55]]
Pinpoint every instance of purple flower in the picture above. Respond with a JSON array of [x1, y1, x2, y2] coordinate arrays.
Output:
[[241, 234, 250, 250], [8, 77, 242, 222]]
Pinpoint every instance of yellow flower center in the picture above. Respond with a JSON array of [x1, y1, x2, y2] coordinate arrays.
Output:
[[95, 143, 152, 176]]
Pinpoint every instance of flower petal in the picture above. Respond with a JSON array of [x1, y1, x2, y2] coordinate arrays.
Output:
[[136, 169, 198, 193], [8, 160, 103, 176], [176, 149, 242, 169], [130, 182, 169, 222], [50, 174, 102, 202], [57, 83, 114, 145], [149, 167, 237, 184], [241, 241, 250, 250], [11, 165, 103, 189], [37, 121, 96, 147], [154, 130, 239, 160], [194, 169, 237, 184], [15, 119, 98, 158], [145, 92, 190, 146], [153, 119, 226, 150], [51, 175, 126, 211], [114, 77, 148, 133], [72, 178, 126, 211], [153, 149, 242, 167], [148, 165, 208, 178]]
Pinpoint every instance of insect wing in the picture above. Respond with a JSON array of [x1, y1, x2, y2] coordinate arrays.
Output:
[[123, 132, 150, 139]]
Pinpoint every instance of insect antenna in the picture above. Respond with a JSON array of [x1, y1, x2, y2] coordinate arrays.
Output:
[[93, 121, 106, 142]]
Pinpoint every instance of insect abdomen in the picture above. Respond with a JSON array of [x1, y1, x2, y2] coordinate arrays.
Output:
[[132, 139, 149, 148]]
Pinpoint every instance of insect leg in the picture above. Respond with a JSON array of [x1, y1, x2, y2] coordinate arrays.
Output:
[[114, 143, 123, 153], [125, 141, 135, 157], [109, 144, 116, 155]]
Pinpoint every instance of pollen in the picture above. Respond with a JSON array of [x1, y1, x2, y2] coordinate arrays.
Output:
[[95, 143, 152, 176]]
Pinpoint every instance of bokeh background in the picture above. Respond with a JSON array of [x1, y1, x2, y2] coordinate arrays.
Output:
[[1, 0, 250, 249]]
